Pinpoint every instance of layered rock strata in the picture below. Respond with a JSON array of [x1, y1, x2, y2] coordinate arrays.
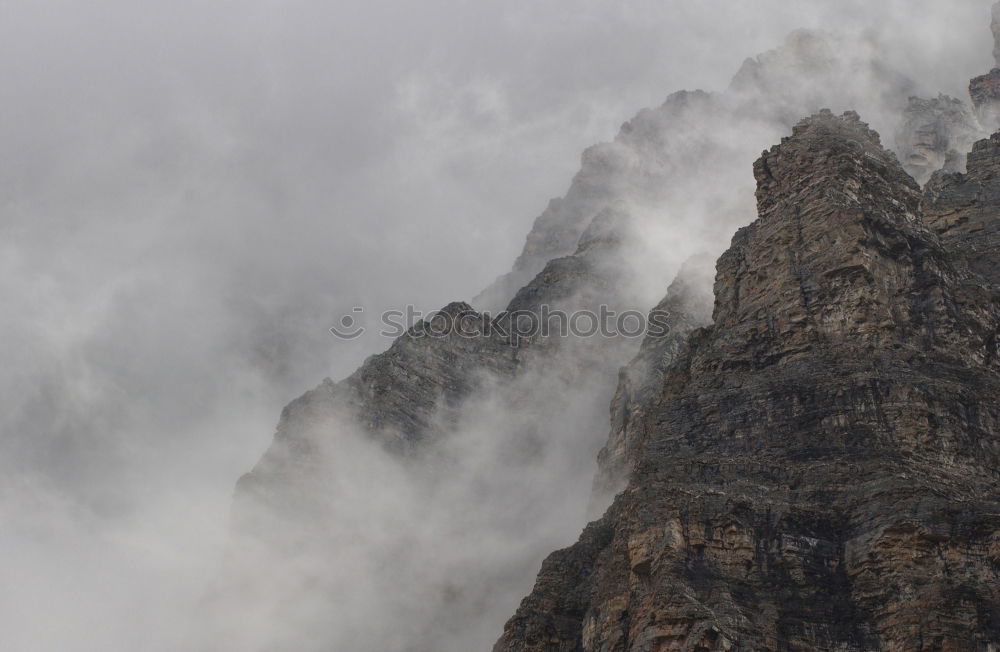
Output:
[[215, 10, 1000, 651], [213, 198, 674, 652], [495, 111, 1000, 652], [594, 255, 715, 497], [924, 132, 1000, 286]]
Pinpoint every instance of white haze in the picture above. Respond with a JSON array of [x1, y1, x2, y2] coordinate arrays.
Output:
[[0, 1, 995, 650]]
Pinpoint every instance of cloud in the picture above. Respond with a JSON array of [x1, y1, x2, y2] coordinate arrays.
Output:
[[0, 1, 995, 650]]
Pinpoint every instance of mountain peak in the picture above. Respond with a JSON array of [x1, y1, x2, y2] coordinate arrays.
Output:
[[754, 110, 916, 213], [495, 109, 1000, 652], [708, 110, 948, 370]]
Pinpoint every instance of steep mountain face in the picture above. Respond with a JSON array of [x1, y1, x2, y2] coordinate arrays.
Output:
[[494, 111, 1000, 651], [233, 204, 653, 505], [216, 201, 655, 651], [210, 10, 1000, 652], [594, 255, 716, 497], [925, 132, 1000, 285]]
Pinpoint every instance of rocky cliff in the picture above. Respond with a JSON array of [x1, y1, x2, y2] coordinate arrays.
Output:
[[594, 255, 715, 498], [494, 111, 1000, 651], [925, 132, 1000, 286], [211, 189, 677, 652], [209, 7, 1000, 652]]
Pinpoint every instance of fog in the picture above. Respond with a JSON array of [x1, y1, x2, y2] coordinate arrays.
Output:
[[0, 1, 995, 650]]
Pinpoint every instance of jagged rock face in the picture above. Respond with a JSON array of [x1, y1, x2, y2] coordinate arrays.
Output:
[[728, 112, 974, 362], [924, 132, 1000, 285], [894, 95, 983, 185], [337, 301, 522, 449], [594, 254, 715, 497], [237, 206, 652, 486], [217, 16, 1000, 652], [213, 192, 664, 651], [231, 301, 521, 533], [494, 113, 1000, 652]]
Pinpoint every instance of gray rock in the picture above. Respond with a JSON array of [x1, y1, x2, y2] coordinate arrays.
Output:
[[494, 111, 1000, 652], [593, 253, 715, 499], [210, 19, 1000, 652], [923, 131, 1000, 285]]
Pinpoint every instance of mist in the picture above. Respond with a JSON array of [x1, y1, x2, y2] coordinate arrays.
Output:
[[1, 1, 996, 650]]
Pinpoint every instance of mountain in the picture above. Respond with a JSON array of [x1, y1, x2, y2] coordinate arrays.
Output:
[[494, 108, 1000, 652], [203, 9, 1000, 652], [475, 28, 926, 314]]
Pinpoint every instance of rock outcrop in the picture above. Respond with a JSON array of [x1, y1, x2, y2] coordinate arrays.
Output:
[[924, 132, 1000, 286], [212, 193, 667, 652], [494, 112, 1000, 651], [212, 9, 1000, 652], [594, 254, 715, 497], [235, 203, 653, 495], [218, 29, 936, 649]]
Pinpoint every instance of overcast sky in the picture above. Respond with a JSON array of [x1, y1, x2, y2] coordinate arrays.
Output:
[[0, 1, 995, 650]]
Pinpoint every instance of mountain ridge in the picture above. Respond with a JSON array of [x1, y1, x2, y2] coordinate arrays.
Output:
[[204, 9, 1000, 652], [494, 108, 1000, 652]]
